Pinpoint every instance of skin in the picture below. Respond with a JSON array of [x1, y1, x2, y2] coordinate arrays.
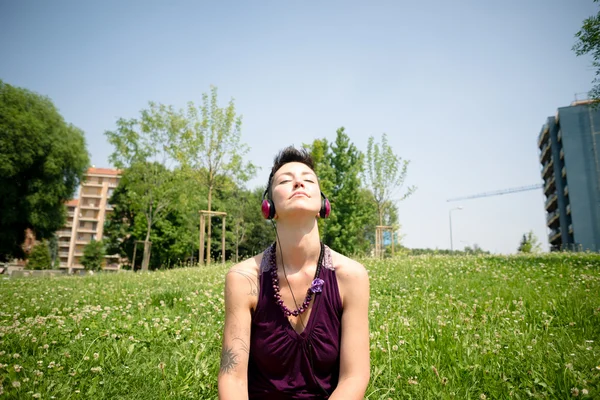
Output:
[[217, 162, 370, 399]]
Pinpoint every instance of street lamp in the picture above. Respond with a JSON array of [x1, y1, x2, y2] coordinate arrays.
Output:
[[449, 206, 463, 251]]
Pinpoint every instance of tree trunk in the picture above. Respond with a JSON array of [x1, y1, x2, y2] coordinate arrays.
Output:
[[141, 224, 151, 271], [235, 223, 239, 263], [206, 183, 212, 265]]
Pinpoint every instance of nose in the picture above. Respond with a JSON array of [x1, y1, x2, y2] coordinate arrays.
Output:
[[293, 179, 305, 189]]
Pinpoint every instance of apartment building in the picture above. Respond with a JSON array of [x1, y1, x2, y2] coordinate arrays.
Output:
[[59, 167, 121, 271], [538, 100, 600, 252]]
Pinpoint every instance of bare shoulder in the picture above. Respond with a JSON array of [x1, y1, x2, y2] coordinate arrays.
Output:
[[224, 253, 263, 303], [226, 253, 262, 280], [329, 248, 369, 283]]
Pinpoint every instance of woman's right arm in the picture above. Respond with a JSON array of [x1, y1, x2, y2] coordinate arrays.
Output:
[[218, 266, 256, 400]]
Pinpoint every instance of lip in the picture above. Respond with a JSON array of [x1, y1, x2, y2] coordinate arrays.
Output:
[[290, 192, 309, 199]]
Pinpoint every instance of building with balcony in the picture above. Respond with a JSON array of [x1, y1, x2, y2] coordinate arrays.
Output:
[[538, 99, 600, 252], [59, 167, 121, 271]]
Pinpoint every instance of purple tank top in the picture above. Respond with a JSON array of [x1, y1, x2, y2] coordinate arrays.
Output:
[[248, 243, 342, 399]]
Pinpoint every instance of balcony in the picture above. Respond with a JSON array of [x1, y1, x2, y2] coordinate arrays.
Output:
[[59, 251, 69, 258], [560, 148, 564, 160], [83, 181, 103, 187], [545, 193, 558, 210], [78, 215, 98, 221], [57, 230, 71, 237], [542, 159, 554, 179], [77, 228, 96, 234], [544, 176, 556, 196], [58, 241, 70, 248], [546, 210, 559, 225], [569, 224, 573, 235], [540, 142, 552, 163], [538, 125, 550, 148], [81, 193, 102, 199], [67, 211, 74, 217], [80, 204, 100, 210], [549, 229, 561, 243], [557, 130, 562, 142], [564, 185, 569, 197], [567, 204, 571, 215], [562, 166, 566, 178]]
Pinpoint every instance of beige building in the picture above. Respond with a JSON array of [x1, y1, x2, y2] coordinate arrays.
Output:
[[58, 168, 121, 272]]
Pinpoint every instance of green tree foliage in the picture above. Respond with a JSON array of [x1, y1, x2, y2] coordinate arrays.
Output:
[[306, 130, 382, 255], [573, 1, 600, 100], [517, 231, 542, 254], [103, 166, 190, 270], [172, 86, 256, 264], [105, 104, 183, 270], [27, 241, 52, 270], [0, 80, 89, 261], [47, 233, 58, 268], [235, 188, 275, 258], [81, 239, 105, 271], [324, 128, 371, 254], [364, 133, 416, 226], [104, 167, 270, 269]]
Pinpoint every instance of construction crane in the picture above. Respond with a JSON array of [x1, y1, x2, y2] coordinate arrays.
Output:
[[446, 184, 543, 203]]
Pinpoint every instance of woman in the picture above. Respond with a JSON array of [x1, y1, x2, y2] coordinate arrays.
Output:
[[218, 147, 370, 399]]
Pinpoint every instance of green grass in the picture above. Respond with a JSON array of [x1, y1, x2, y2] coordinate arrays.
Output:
[[0, 253, 599, 399]]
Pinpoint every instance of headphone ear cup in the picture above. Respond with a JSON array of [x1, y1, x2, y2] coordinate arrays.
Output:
[[320, 197, 331, 218], [262, 199, 275, 219]]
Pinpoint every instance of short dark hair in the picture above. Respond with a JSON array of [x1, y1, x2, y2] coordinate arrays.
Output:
[[266, 146, 315, 198]]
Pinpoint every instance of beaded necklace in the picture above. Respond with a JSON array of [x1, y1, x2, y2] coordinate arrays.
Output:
[[270, 242, 325, 317]]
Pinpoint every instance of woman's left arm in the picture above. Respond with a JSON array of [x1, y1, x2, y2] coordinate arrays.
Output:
[[329, 260, 370, 400]]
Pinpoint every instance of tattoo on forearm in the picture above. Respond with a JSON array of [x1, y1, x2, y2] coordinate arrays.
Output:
[[233, 337, 249, 354], [220, 346, 238, 374], [219, 337, 249, 375], [228, 270, 259, 297]]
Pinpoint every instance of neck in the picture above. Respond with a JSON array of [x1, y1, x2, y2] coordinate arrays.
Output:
[[274, 218, 321, 274]]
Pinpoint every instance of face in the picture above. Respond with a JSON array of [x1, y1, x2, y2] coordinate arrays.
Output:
[[270, 162, 321, 219]]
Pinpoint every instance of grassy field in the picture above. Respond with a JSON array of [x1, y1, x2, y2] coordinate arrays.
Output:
[[0, 253, 599, 399]]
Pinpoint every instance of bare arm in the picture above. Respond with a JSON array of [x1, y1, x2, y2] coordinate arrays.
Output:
[[218, 266, 257, 400], [329, 261, 370, 400]]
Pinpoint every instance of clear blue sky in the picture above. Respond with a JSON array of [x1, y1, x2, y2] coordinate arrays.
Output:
[[0, 0, 596, 254]]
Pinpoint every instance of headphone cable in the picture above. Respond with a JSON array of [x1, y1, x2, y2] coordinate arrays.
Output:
[[270, 220, 306, 330]]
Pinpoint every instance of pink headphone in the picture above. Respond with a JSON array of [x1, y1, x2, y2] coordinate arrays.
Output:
[[262, 190, 331, 220]]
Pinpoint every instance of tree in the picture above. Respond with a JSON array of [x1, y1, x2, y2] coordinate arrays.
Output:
[[319, 128, 371, 255], [0, 80, 89, 261], [173, 86, 256, 264], [105, 103, 183, 271], [364, 134, 416, 226], [81, 239, 105, 271], [27, 241, 52, 270], [102, 162, 181, 270], [517, 231, 542, 253], [233, 187, 275, 259], [48, 233, 58, 268], [574, 1, 600, 101]]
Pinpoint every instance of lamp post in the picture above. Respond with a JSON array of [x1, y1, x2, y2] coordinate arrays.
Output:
[[449, 206, 463, 251]]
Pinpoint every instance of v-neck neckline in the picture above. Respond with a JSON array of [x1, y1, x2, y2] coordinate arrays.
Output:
[[269, 242, 325, 339], [283, 287, 322, 339]]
